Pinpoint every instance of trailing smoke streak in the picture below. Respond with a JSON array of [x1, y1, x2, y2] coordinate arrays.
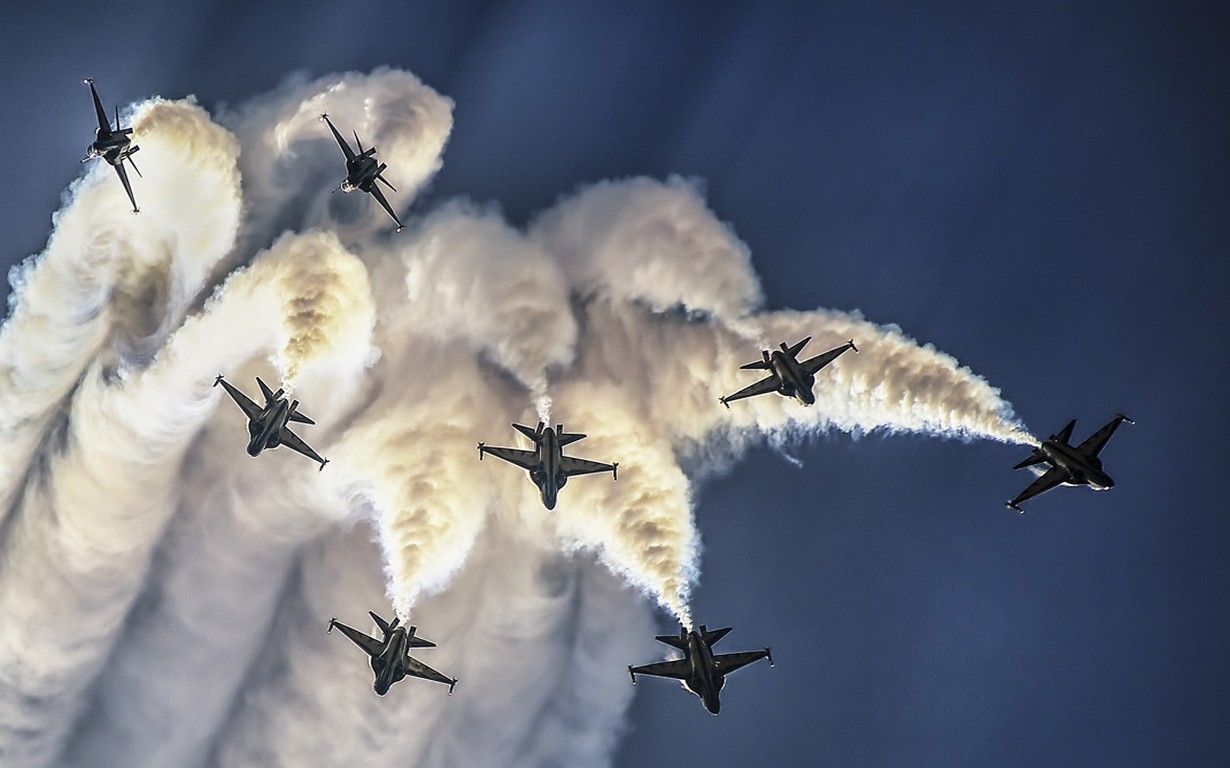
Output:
[[0, 223, 373, 764], [0, 69, 1039, 768], [0, 99, 242, 530]]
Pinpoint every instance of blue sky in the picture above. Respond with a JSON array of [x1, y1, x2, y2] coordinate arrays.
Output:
[[1, 2, 1227, 766]]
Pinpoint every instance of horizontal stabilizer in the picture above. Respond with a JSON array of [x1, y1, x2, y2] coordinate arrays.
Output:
[[513, 422, 544, 442], [557, 431, 587, 447], [1052, 419, 1077, 445], [407, 626, 436, 648], [741, 349, 773, 370], [257, 377, 276, 403], [288, 409, 315, 425], [701, 626, 733, 646], [1013, 449, 1047, 470], [783, 336, 811, 358], [369, 611, 392, 635], [654, 633, 688, 651]]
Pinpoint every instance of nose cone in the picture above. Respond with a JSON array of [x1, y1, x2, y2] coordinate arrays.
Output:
[[704, 694, 721, 715], [246, 440, 263, 457], [542, 489, 557, 510], [374, 681, 390, 696]]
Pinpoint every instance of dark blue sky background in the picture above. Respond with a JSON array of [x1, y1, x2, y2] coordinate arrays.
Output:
[[2, 2, 1227, 766]]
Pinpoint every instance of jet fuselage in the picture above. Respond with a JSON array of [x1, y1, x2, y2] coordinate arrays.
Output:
[[769, 349, 816, 406], [87, 132, 132, 165], [372, 627, 409, 696], [682, 629, 726, 714], [341, 155, 381, 193], [246, 399, 292, 457], [531, 427, 565, 510], [1040, 439, 1115, 490]]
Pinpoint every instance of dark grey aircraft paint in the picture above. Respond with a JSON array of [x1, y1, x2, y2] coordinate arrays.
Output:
[[720, 337, 857, 408], [320, 112, 404, 232], [82, 78, 141, 213], [477, 421, 617, 509], [213, 374, 328, 470], [1007, 414, 1134, 511], [628, 625, 773, 715], [328, 611, 457, 696]]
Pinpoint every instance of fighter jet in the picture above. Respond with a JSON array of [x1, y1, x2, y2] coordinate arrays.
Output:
[[319, 112, 404, 232], [328, 611, 458, 696], [477, 421, 617, 510], [720, 337, 858, 408], [1007, 414, 1134, 512], [213, 374, 328, 470], [628, 624, 773, 715], [82, 78, 141, 213]]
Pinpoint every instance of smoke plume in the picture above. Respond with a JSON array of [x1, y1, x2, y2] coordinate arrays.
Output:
[[0, 69, 1032, 768]]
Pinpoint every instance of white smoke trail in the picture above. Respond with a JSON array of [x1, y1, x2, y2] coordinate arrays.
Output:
[[0, 223, 374, 766], [0, 98, 241, 529], [0, 68, 1037, 768]]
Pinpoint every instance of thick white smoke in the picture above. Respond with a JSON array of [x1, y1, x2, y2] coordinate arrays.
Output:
[[0, 69, 1033, 768]]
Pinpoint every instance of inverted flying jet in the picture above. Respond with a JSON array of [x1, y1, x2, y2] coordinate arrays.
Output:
[[213, 375, 328, 470], [82, 78, 141, 213], [319, 112, 404, 232], [720, 336, 857, 408], [628, 624, 773, 715], [477, 421, 617, 510], [1007, 413, 1134, 512], [328, 611, 458, 696]]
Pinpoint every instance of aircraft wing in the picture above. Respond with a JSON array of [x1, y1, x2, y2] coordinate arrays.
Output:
[[329, 619, 384, 659], [112, 161, 139, 213], [86, 80, 111, 133], [278, 426, 328, 469], [404, 654, 458, 692], [322, 115, 356, 162], [799, 341, 856, 376], [558, 455, 617, 479], [216, 377, 263, 420], [713, 649, 772, 676], [719, 374, 780, 407], [1007, 465, 1067, 510], [629, 658, 689, 681], [480, 445, 539, 471], [366, 183, 404, 231], [1076, 414, 1133, 459]]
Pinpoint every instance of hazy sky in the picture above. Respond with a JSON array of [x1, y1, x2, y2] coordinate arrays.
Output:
[[1, 2, 1227, 767]]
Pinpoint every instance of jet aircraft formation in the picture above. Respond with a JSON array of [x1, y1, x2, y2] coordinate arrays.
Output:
[[67, 79, 1134, 712]]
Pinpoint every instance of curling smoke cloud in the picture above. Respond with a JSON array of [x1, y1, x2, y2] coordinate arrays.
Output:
[[0, 69, 1034, 767]]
